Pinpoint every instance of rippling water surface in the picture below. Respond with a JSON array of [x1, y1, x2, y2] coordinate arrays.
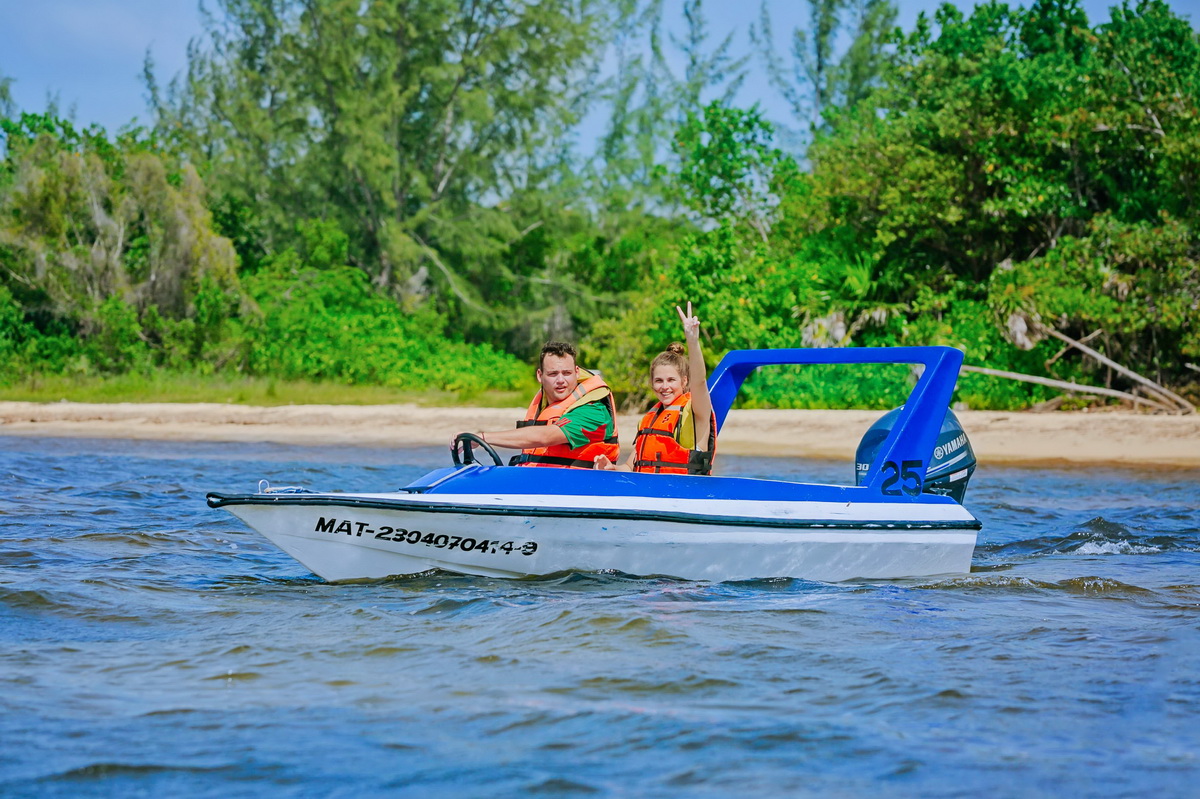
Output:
[[2, 436, 1198, 797]]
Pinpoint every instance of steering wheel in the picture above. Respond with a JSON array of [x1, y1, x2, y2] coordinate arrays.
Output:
[[451, 432, 503, 467]]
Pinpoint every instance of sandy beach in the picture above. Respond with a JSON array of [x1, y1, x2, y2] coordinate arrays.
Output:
[[2, 400, 1197, 467]]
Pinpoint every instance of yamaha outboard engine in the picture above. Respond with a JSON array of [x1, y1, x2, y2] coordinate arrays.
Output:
[[855, 408, 976, 503]]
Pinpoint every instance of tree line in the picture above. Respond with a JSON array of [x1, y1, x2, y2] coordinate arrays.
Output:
[[1, 0, 1197, 409]]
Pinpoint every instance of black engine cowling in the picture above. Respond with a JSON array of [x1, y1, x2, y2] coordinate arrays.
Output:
[[854, 408, 976, 503]]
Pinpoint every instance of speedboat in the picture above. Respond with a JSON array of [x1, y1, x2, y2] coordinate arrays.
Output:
[[207, 346, 981, 582]]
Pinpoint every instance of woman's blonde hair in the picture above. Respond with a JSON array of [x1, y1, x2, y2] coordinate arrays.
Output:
[[650, 342, 688, 382]]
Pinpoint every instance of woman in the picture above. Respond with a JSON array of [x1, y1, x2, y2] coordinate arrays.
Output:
[[595, 302, 716, 475]]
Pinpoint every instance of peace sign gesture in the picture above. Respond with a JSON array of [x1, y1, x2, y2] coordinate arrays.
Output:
[[676, 301, 700, 340]]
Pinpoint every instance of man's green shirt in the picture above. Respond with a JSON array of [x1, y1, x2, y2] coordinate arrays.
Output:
[[554, 401, 614, 449]]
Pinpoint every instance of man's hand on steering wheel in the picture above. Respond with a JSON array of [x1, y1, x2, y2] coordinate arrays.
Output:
[[451, 432, 503, 467]]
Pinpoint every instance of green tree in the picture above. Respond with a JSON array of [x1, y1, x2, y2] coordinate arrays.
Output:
[[0, 113, 239, 372], [754, 0, 898, 133], [151, 0, 611, 325], [595, 0, 748, 197], [792, 0, 1200, 392], [0, 69, 14, 121], [672, 101, 799, 242]]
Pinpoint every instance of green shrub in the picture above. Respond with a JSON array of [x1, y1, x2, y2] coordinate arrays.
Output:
[[241, 250, 528, 393], [83, 296, 149, 373]]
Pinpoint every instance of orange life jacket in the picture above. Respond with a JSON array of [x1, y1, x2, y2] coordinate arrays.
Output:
[[633, 392, 717, 475], [510, 369, 620, 468]]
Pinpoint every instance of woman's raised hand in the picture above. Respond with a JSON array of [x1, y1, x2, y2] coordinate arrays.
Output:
[[677, 301, 700, 339]]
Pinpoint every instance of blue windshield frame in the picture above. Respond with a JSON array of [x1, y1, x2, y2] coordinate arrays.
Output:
[[707, 346, 964, 492]]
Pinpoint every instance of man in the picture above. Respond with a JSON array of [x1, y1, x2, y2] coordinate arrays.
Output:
[[455, 341, 619, 468]]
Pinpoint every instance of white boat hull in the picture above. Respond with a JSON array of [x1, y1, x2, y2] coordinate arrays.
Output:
[[222, 492, 978, 582]]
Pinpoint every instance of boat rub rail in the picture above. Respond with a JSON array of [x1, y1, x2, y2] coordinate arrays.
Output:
[[205, 493, 983, 531]]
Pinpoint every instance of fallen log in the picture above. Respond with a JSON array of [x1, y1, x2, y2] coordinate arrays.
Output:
[[1037, 327, 1194, 414], [960, 365, 1176, 412]]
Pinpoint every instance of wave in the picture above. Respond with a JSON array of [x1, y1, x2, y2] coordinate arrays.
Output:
[[35, 762, 228, 781], [201, 573, 326, 589], [918, 573, 1156, 595], [549, 673, 741, 697], [1072, 540, 1161, 555], [0, 549, 43, 568], [0, 586, 150, 617], [977, 515, 1198, 558], [410, 595, 502, 616]]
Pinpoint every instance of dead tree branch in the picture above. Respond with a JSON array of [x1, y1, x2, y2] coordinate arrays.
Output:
[[961, 365, 1176, 413], [1037, 326, 1194, 414], [1045, 328, 1102, 368]]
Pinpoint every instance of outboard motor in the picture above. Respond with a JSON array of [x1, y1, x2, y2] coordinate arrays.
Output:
[[855, 408, 976, 503]]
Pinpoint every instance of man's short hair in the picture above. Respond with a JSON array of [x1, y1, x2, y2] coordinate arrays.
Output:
[[539, 341, 577, 370]]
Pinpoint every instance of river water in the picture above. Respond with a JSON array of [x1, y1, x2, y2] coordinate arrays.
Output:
[[2, 435, 1198, 797]]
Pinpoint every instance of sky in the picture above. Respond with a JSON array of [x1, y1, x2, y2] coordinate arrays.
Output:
[[0, 0, 1195, 136]]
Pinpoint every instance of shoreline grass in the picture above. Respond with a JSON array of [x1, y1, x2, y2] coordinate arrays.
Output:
[[0, 373, 528, 408]]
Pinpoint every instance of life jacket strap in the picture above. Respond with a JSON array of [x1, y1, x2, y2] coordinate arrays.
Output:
[[634, 428, 676, 441], [510, 453, 597, 469], [515, 420, 549, 429], [633, 448, 713, 475]]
